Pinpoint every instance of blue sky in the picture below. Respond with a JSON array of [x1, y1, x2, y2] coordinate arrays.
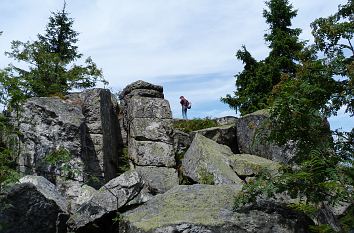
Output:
[[0, 0, 352, 131]]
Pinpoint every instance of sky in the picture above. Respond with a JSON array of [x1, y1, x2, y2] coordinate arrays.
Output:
[[0, 0, 352, 131]]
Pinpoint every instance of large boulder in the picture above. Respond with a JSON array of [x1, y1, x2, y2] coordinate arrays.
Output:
[[119, 185, 314, 233], [228, 153, 280, 177], [14, 88, 121, 186], [68, 170, 146, 232], [135, 166, 179, 194], [191, 124, 238, 153], [0, 176, 68, 233], [236, 110, 295, 163], [182, 134, 243, 185]]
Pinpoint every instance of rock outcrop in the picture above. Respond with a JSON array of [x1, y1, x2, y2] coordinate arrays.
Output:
[[14, 88, 121, 186], [1, 82, 337, 233], [120, 80, 178, 195], [0, 176, 68, 233], [119, 185, 314, 233], [236, 110, 295, 163]]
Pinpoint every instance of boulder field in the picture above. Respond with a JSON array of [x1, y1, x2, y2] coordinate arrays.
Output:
[[0, 80, 349, 233]]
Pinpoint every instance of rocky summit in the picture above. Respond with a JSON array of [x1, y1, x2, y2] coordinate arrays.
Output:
[[0, 81, 350, 233]]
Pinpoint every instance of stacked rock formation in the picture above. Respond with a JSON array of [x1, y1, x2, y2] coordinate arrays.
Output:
[[120, 80, 178, 194]]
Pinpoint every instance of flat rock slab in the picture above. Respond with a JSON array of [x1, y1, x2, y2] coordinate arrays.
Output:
[[135, 166, 179, 194], [127, 97, 172, 119], [119, 184, 313, 233], [130, 118, 174, 143], [229, 153, 280, 177], [129, 139, 175, 167]]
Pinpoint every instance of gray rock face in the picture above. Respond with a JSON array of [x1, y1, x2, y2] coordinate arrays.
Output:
[[68, 170, 145, 232], [236, 110, 295, 163], [173, 129, 192, 155], [14, 88, 121, 186], [56, 179, 97, 213], [0, 176, 68, 233], [119, 80, 164, 98], [15, 97, 84, 180], [214, 116, 238, 126], [127, 97, 172, 120], [182, 134, 243, 185], [121, 80, 176, 168], [19, 175, 68, 212], [191, 124, 238, 153], [119, 185, 313, 233], [135, 166, 179, 194], [129, 139, 175, 167]]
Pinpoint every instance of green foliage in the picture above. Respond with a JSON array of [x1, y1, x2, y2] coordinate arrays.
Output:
[[232, 4, 353, 229], [117, 147, 130, 175], [0, 114, 20, 192], [311, 0, 354, 114], [309, 224, 334, 233], [222, 0, 304, 115], [173, 118, 218, 133], [1, 3, 107, 107], [198, 167, 215, 185], [339, 205, 354, 233], [234, 169, 277, 210], [175, 149, 190, 185], [43, 147, 80, 180]]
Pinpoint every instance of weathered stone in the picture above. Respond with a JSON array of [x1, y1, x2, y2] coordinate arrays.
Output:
[[79, 88, 121, 182], [13, 88, 122, 186], [182, 134, 243, 185], [130, 118, 174, 143], [119, 185, 313, 233], [214, 116, 238, 126], [236, 110, 295, 163], [19, 175, 68, 212], [173, 129, 192, 155], [191, 124, 238, 153], [229, 153, 280, 177], [135, 166, 179, 194], [126, 89, 164, 99], [120, 80, 163, 98], [127, 97, 172, 119], [129, 139, 175, 167], [56, 179, 97, 213], [68, 170, 144, 232], [0, 176, 68, 233], [314, 204, 342, 232], [14, 97, 84, 181]]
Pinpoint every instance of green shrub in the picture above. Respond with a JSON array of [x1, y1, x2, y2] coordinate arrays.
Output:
[[118, 147, 130, 175], [198, 167, 215, 185], [339, 205, 354, 233], [173, 118, 218, 133]]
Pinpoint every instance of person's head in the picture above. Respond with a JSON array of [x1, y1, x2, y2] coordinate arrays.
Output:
[[180, 96, 184, 99]]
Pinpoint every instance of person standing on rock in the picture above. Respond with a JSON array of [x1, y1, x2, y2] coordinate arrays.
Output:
[[180, 96, 191, 119]]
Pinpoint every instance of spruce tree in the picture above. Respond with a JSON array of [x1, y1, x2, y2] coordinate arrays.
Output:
[[3, 2, 106, 100], [222, 0, 303, 115]]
